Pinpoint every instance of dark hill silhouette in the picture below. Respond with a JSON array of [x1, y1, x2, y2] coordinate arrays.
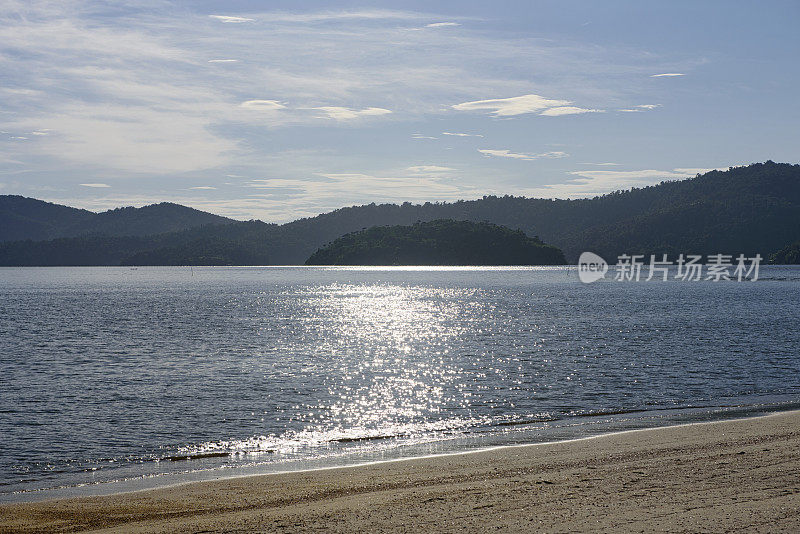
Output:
[[1, 162, 798, 265], [84, 203, 234, 238], [281, 161, 800, 263], [0, 197, 234, 242], [0, 196, 96, 242], [305, 220, 566, 266]]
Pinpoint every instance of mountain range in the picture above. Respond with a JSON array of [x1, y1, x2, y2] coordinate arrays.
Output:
[[0, 197, 232, 242], [1, 161, 799, 265]]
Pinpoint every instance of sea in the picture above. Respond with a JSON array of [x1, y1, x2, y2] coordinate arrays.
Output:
[[1, 266, 799, 502]]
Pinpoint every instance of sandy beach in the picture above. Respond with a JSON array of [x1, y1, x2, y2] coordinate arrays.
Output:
[[2, 411, 799, 533]]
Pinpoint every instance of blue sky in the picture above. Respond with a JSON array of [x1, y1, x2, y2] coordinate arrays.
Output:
[[1, 1, 798, 222]]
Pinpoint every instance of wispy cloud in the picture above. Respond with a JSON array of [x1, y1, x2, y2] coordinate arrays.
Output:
[[453, 94, 601, 117], [313, 107, 392, 120], [241, 100, 286, 110], [453, 94, 570, 116], [253, 10, 433, 23], [651, 73, 685, 77], [442, 132, 483, 137], [0, 2, 705, 218], [407, 165, 455, 173], [426, 22, 460, 28], [540, 106, 603, 116], [619, 104, 661, 112], [412, 134, 438, 139], [79, 183, 110, 188], [526, 167, 727, 198], [479, 149, 568, 160], [569, 169, 702, 181], [672, 167, 727, 175], [190, 186, 217, 190], [209, 15, 255, 23]]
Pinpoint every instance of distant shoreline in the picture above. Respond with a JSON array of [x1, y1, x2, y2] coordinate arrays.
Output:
[[3, 410, 799, 532]]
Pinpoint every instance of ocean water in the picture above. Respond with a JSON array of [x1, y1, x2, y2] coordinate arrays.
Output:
[[1, 266, 799, 502]]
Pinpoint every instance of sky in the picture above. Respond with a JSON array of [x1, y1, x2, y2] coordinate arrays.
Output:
[[1, 0, 798, 222]]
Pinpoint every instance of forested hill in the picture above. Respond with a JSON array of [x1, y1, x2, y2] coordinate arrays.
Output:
[[770, 242, 800, 264], [284, 161, 800, 263], [306, 220, 567, 266], [0, 196, 234, 242], [0, 196, 95, 242], [1, 161, 799, 265]]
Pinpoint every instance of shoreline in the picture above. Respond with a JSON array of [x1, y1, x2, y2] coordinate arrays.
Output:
[[3, 409, 799, 533], [4, 400, 797, 505]]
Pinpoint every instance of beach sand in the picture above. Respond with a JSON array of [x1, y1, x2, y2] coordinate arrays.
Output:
[[2, 411, 799, 533]]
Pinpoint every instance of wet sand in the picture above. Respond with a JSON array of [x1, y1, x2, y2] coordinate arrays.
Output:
[[2, 410, 799, 533]]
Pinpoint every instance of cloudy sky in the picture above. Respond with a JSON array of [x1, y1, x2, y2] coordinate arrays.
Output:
[[1, 1, 798, 222]]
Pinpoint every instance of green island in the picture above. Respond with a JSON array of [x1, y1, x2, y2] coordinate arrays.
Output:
[[305, 219, 567, 266]]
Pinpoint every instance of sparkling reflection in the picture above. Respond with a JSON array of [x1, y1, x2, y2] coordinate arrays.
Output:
[[3, 266, 800, 498]]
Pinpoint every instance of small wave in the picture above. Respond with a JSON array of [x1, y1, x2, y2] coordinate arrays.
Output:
[[494, 417, 559, 427], [164, 452, 232, 462], [179, 416, 493, 458], [333, 434, 404, 443]]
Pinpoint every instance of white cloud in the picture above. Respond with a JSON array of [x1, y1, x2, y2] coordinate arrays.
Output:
[[453, 94, 602, 117], [442, 132, 483, 137], [412, 134, 437, 139], [10, 104, 238, 174], [80, 183, 110, 188], [313, 106, 392, 120], [651, 73, 685, 77], [478, 149, 568, 160], [619, 104, 660, 112], [240, 99, 286, 110], [579, 162, 621, 166], [453, 94, 571, 116], [0, 2, 703, 215], [672, 167, 727, 175], [426, 22, 460, 28], [208, 59, 239, 63], [310, 172, 465, 200], [407, 165, 455, 173], [569, 169, 696, 181], [540, 106, 603, 116], [252, 10, 432, 23], [190, 186, 217, 190], [209, 15, 255, 23], [525, 167, 726, 198]]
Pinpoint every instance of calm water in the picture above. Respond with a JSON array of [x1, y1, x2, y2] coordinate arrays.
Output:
[[1, 266, 799, 501]]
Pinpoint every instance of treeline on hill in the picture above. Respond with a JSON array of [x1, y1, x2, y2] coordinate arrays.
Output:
[[305, 219, 567, 265], [0, 198, 234, 242], [0, 221, 285, 266], [287, 161, 800, 264], [1, 162, 799, 265], [770, 242, 800, 264]]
